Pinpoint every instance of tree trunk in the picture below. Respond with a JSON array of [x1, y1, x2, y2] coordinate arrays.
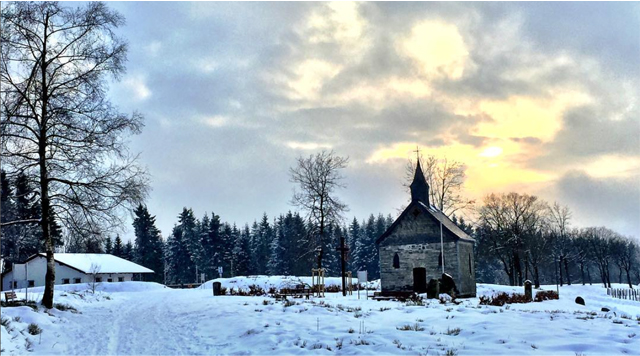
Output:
[[587, 267, 592, 285], [605, 264, 612, 288], [40, 17, 55, 309], [625, 268, 633, 289], [500, 257, 514, 286], [533, 264, 540, 289], [564, 258, 571, 285], [618, 268, 622, 284], [598, 264, 606, 287], [559, 256, 564, 286], [514, 251, 523, 286], [580, 262, 585, 286]]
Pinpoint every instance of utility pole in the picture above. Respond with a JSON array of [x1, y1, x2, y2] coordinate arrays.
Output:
[[335, 236, 350, 297]]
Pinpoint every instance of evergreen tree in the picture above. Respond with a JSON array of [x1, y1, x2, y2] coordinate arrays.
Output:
[[249, 214, 272, 274], [1, 171, 18, 269], [9, 173, 41, 261], [132, 204, 165, 282], [200, 213, 221, 279], [363, 214, 377, 275], [268, 215, 286, 275], [323, 223, 341, 276], [348, 218, 365, 272], [177, 208, 200, 277], [113, 235, 124, 257], [165, 209, 200, 284], [104, 236, 113, 254], [124, 241, 134, 261], [84, 236, 104, 253], [232, 224, 252, 276], [371, 214, 387, 279], [219, 223, 235, 277]]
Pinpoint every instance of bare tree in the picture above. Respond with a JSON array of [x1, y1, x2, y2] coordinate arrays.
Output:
[[289, 150, 348, 270], [573, 228, 593, 285], [612, 236, 636, 289], [479, 192, 547, 286], [548, 202, 573, 285], [1, 2, 148, 308], [405, 154, 474, 217], [87, 262, 101, 294], [587, 227, 615, 288]]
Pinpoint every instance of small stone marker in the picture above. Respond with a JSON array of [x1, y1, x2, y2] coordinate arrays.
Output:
[[427, 279, 440, 299], [575, 296, 585, 305], [524, 280, 532, 301], [440, 273, 457, 296], [212, 281, 222, 296]]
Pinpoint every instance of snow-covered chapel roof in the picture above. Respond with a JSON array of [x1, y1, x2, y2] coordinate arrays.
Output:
[[38, 253, 154, 274]]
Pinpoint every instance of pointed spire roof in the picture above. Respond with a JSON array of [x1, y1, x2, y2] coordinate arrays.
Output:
[[410, 160, 430, 204]]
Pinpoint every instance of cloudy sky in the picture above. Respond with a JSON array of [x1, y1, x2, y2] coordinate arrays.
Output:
[[104, 2, 640, 241]]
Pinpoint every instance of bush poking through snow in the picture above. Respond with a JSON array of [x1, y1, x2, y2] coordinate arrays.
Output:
[[283, 299, 297, 308], [479, 292, 532, 306], [1, 300, 39, 311], [534, 290, 560, 302], [397, 323, 425, 331], [1, 317, 10, 327], [27, 323, 42, 335], [444, 327, 461, 336], [54, 303, 78, 313], [445, 348, 458, 356], [335, 338, 343, 350]]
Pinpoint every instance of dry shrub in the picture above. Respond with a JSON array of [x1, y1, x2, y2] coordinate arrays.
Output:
[[479, 292, 532, 306], [534, 290, 559, 302]]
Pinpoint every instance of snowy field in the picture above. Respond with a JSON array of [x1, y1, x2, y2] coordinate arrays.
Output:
[[1, 278, 639, 356]]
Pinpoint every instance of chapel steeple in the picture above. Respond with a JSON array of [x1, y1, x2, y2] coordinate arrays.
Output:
[[410, 158, 430, 205]]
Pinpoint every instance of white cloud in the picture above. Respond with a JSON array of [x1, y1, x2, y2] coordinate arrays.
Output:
[[286, 141, 333, 150], [145, 41, 162, 57], [123, 75, 151, 101], [202, 116, 229, 128]]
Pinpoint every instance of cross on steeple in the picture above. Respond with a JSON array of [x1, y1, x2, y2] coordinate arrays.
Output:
[[413, 146, 420, 163]]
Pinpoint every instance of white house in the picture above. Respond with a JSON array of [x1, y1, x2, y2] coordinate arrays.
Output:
[[1, 253, 154, 291]]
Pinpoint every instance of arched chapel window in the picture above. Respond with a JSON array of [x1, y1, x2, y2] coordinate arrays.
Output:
[[393, 253, 400, 269]]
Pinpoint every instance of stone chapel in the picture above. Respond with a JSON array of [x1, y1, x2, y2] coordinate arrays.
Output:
[[376, 160, 476, 297]]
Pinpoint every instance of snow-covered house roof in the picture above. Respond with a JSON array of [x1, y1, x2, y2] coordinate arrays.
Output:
[[38, 253, 154, 274]]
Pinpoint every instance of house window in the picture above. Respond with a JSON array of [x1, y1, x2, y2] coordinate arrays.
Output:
[[95, 277, 102, 283], [393, 253, 400, 269], [107, 278, 113, 282], [74, 278, 81, 284], [118, 277, 124, 282], [28, 280, 35, 287], [12, 281, 18, 288], [62, 278, 70, 284], [468, 254, 472, 276]]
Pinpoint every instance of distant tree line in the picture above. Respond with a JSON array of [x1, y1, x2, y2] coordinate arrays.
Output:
[[474, 193, 640, 289], [2, 165, 639, 288], [160, 207, 393, 284]]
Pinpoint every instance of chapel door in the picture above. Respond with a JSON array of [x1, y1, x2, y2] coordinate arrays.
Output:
[[413, 267, 427, 293]]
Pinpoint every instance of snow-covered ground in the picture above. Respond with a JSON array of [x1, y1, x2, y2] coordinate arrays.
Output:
[[1, 279, 639, 355]]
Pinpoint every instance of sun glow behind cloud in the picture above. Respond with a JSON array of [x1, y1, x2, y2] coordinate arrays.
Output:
[[401, 21, 469, 79]]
